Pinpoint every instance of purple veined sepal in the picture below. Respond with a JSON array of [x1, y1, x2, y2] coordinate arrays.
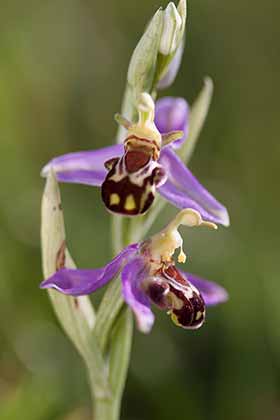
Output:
[[41, 144, 124, 187], [121, 256, 155, 333], [158, 147, 230, 226], [155, 96, 189, 149], [181, 272, 229, 306], [40, 244, 139, 296]]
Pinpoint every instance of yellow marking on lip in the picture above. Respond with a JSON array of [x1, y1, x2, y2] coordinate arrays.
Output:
[[170, 312, 181, 327], [196, 311, 203, 320], [124, 194, 136, 211], [169, 292, 184, 310], [110, 193, 120, 206]]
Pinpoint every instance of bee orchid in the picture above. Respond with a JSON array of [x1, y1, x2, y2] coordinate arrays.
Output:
[[40, 209, 228, 333], [41, 94, 229, 226]]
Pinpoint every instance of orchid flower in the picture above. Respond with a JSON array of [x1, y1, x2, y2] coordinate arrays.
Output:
[[41, 94, 229, 226], [41, 208, 228, 333]]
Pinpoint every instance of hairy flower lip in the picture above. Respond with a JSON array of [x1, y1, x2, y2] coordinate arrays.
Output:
[[40, 209, 228, 334], [41, 97, 230, 227]]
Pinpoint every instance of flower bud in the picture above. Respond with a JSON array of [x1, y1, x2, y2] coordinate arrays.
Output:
[[157, 41, 184, 89], [159, 2, 183, 55], [128, 9, 163, 98], [157, 0, 187, 89]]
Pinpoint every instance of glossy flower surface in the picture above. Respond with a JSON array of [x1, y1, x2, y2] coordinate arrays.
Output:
[[41, 209, 228, 333]]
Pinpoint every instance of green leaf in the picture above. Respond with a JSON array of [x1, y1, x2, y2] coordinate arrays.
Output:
[[180, 77, 214, 163], [109, 308, 133, 409], [127, 9, 163, 101], [94, 278, 123, 353], [41, 171, 110, 399]]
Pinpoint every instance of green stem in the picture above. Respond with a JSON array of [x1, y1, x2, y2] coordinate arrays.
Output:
[[179, 77, 213, 162], [93, 397, 117, 420], [94, 279, 123, 353], [129, 195, 166, 243], [108, 308, 133, 419], [111, 215, 124, 255]]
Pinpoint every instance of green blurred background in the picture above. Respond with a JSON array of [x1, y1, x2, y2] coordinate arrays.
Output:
[[1, 0, 280, 419]]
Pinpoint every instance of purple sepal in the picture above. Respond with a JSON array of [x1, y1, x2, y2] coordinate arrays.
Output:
[[155, 97, 189, 149], [158, 148, 230, 226], [40, 244, 138, 296], [41, 144, 123, 187], [121, 257, 155, 333], [181, 271, 228, 306]]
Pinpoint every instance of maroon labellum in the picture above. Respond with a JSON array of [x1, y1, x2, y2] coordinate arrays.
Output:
[[101, 94, 169, 216], [101, 142, 166, 216], [145, 264, 206, 329]]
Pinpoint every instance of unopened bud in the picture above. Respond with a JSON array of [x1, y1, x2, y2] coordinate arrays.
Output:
[[159, 2, 182, 55], [157, 41, 184, 89], [128, 9, 163, 98], [157, 0, 187, 89]]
